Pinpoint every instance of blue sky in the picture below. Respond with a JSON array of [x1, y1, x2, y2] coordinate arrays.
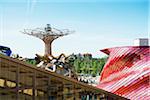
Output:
[[0, 0, 149, 58]]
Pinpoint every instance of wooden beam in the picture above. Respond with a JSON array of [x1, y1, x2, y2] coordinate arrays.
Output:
[[16, 65, 19, 100], [32, 71, 36, 100], [0, 55, 129, 100]]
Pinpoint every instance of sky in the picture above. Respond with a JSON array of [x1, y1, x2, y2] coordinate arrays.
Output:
[[0, 0, 149, 58]]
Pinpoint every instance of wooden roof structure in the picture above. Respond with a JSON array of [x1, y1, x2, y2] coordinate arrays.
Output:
[[0, 54, 128, 100]]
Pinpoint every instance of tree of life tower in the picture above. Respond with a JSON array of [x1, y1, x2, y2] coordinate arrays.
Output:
[[22, 24, 74, 56]]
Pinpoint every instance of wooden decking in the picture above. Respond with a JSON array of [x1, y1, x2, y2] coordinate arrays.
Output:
[[0, 54, 128, 100]]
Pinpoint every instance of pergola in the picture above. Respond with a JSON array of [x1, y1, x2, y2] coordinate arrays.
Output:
[[0, 54, 128, 100]]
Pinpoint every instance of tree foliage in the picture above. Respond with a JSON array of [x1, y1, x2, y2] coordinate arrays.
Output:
[[67, 54, 108, 77]]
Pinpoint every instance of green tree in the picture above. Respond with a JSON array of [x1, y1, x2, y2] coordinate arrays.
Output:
[[67, 54, 108, 77]]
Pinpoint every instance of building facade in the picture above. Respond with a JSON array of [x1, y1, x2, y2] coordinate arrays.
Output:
[[97, 46, 150, 100]]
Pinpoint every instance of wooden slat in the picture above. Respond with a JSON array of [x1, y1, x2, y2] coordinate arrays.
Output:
[[0, 54, 128, 100]]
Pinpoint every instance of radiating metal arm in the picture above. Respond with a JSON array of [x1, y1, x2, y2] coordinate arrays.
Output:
[[22, 24, 75, 55]]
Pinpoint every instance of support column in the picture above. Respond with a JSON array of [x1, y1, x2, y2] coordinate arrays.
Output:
[[48, 76, 51, 100], [32, 71, 36, 100], [73, 84, 76, 100], [44, 41, 52, 56], [16, 66, 19, 100]]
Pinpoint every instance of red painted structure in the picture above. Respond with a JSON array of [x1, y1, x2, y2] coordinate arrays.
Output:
[[97, 46, 150, 100]]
